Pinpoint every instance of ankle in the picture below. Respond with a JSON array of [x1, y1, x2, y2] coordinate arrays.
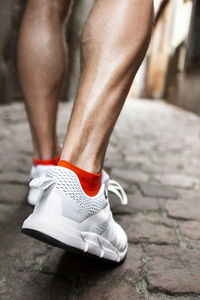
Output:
[[33, 142, 61, 161]]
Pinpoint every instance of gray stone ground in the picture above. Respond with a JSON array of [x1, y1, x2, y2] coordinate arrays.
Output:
[[1, 99, 200, 300]]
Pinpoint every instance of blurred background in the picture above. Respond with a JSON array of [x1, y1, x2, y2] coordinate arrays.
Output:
[[130, 0, 200, 114], [0, 0, 199, 113]]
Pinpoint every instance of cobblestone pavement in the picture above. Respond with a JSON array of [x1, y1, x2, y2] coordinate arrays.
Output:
[[1, 99, 200, 300]]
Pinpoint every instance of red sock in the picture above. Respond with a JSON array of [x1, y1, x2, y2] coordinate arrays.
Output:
[[58, 160, 102, 197], [33, 155, 60, 166]]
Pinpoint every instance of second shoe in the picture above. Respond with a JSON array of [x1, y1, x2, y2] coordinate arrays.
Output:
[[22, 166, 128, 263]]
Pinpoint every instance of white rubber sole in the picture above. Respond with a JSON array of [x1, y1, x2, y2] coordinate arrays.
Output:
[[22, 213, 128, 263]]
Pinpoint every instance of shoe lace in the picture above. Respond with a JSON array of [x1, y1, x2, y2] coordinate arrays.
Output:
[[107, 179, 128, 206]]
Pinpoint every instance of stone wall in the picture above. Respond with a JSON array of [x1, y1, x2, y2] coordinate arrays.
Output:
[[0, 0, 94, 104], [167, 0, 200, 115]]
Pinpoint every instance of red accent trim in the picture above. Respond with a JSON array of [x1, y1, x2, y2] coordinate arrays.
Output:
[[33, 155, 60, 166], [58, 160, 102, 197]]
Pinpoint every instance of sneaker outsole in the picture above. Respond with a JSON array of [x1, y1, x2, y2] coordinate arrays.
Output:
[[22, 228, 126, 265]]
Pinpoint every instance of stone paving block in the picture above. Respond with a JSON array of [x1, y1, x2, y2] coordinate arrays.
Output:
[[0, 205, 50, 273], [180, 221, 200, 240], [116, 214, 178, 245], [0, 172, 29, 184], [111, 168, 149, 183], [104, 158, 128, 170], [41, 247, 143, 299], [0, 203, 20, 225], [0, 183, 28, 203], [138, 182, 177, 199], [0, 157, 22, 173], [0, 234, 50, 273], [148, 294, 199, 300], [124, 156, 153, 175], [187, 240, 200, 251], [151, 155, 185, 169], [176, 189, 200, 202], [141, 162, 182, 177], [18, 163, 32, 174], [154, 174, 196, 189], [110, 194, 159, 214], [145, 245, 200, 294], [41, 246, 142, 286], [78, 282, 142, 300], [106, 147, 123, 160], [0, 271, 68, 300], [179, 221, 200, 250], [166, 199, 200, 221], [0, 154, 31, 174]]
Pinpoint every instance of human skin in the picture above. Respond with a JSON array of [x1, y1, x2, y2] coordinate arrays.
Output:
[[61, 0, 154, 173], [18, 0, 72, 160]]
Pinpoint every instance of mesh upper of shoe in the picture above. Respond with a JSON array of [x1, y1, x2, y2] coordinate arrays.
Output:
[[47, 166, 108, 221]]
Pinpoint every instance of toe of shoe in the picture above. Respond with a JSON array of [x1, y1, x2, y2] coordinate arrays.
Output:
[[114, 221, 128, 252]]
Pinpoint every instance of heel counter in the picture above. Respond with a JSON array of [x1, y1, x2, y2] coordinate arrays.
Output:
[[34, 186, 62, 216]]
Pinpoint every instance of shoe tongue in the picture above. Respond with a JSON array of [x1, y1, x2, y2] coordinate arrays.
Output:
[[101, 170, 110, 184]]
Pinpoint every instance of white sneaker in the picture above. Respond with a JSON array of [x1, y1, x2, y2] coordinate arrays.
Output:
[[22, 166, 128, 263], [27, 165, 53, 206]]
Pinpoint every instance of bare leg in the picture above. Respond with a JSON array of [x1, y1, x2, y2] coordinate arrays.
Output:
[[61, 0, 154, 173], [18, 0, 72, 160]]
